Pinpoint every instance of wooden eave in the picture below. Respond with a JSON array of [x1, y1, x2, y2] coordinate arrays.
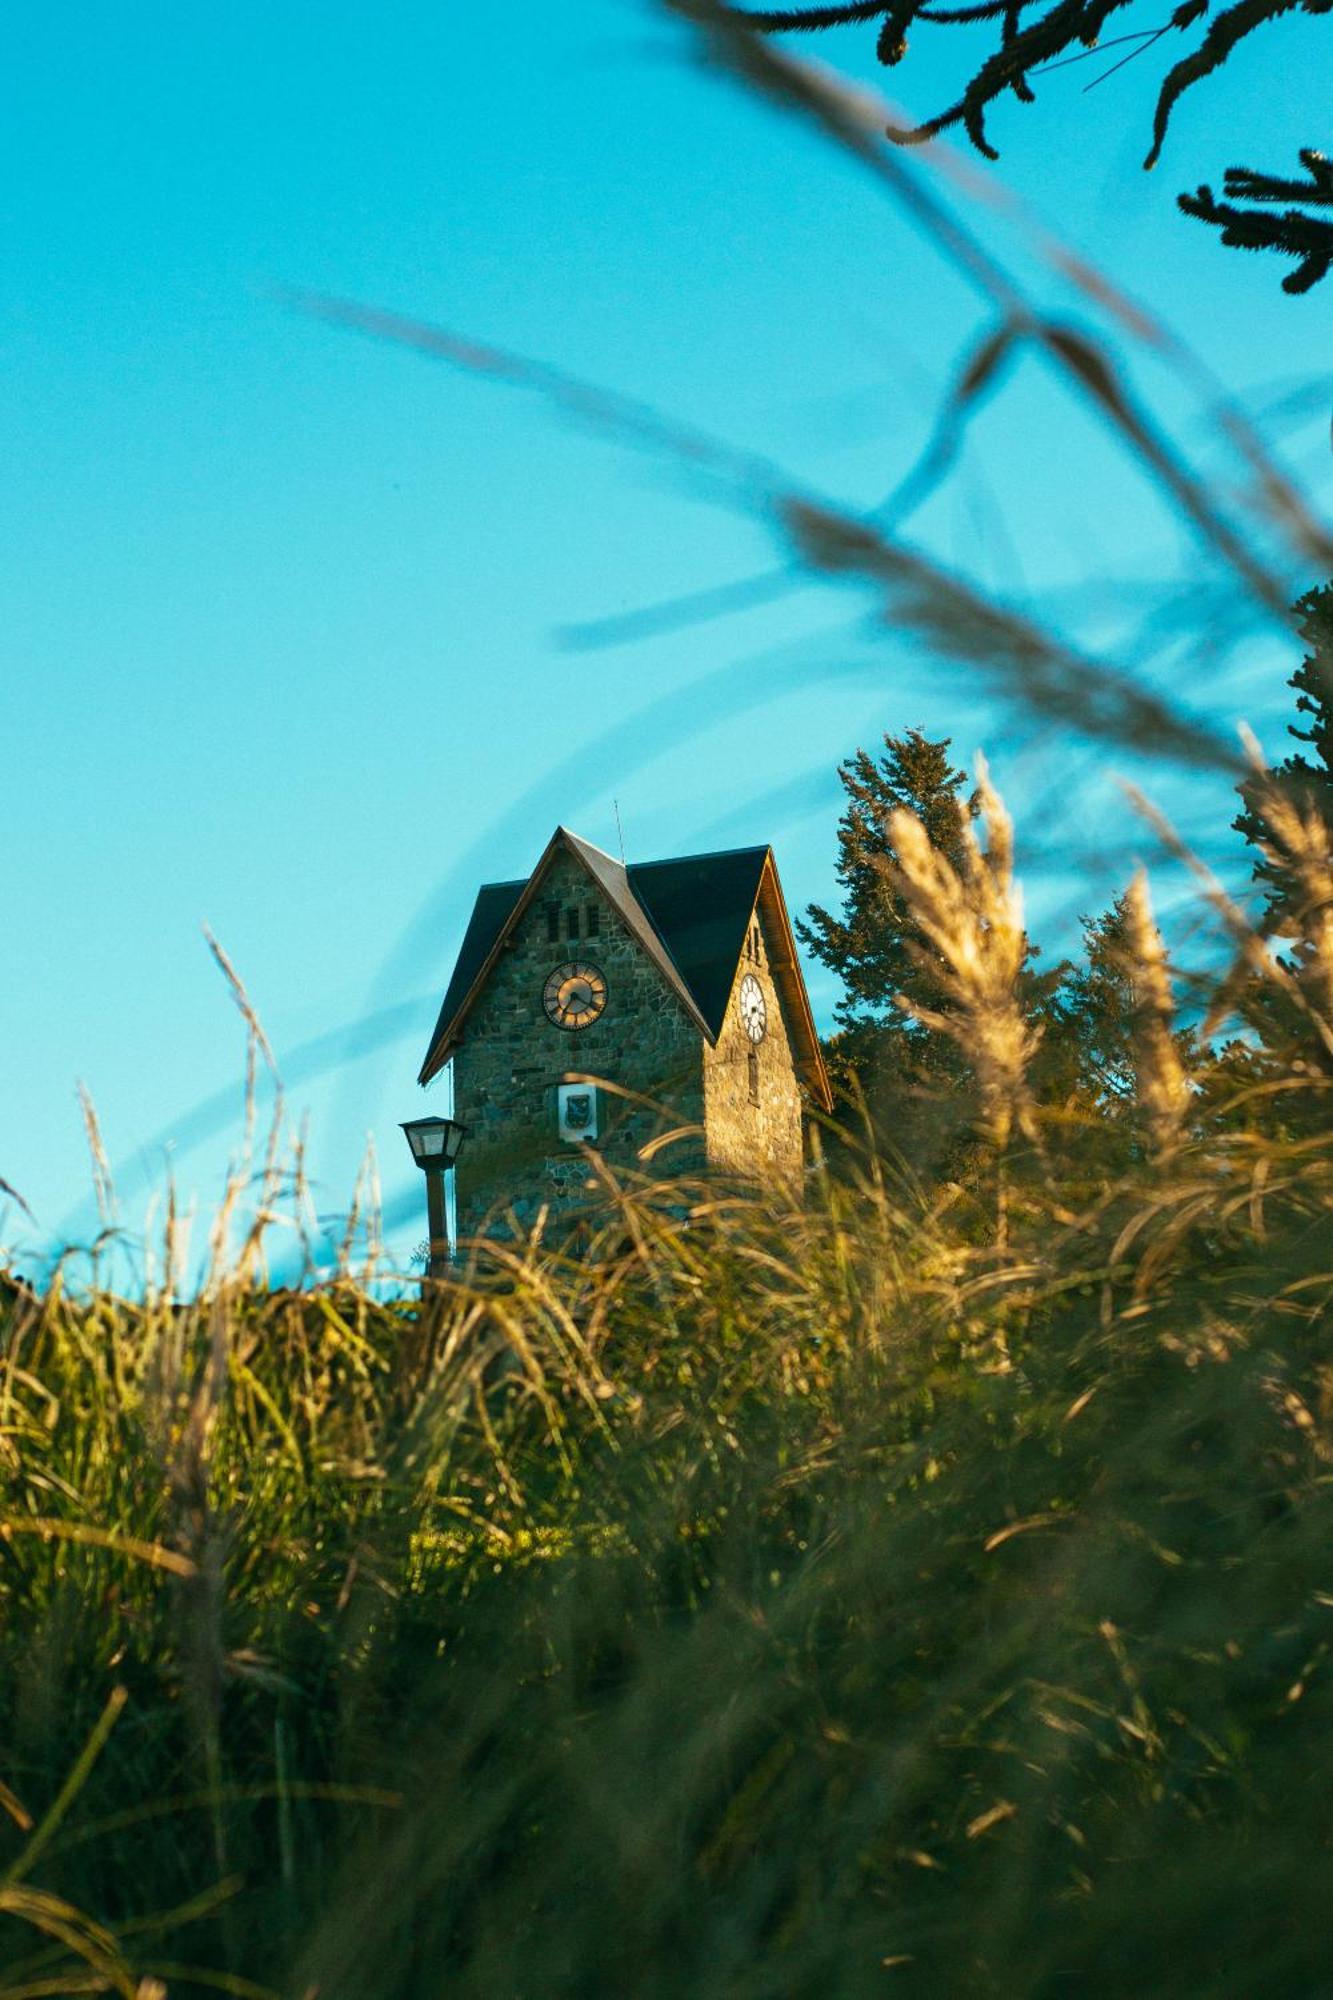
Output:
[[755, 852, 834, 1114]]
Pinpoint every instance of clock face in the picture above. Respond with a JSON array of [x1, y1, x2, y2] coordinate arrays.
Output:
[[543, 961, 608, 1030], [738, 972, 767, 1044]]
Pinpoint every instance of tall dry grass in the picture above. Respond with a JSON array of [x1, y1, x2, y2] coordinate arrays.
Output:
[[1, 753, 1330, 1992], [2, 6, 1330, 1993]]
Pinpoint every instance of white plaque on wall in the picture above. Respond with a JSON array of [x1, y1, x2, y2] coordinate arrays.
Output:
[[556, 1082, 600, 1144]]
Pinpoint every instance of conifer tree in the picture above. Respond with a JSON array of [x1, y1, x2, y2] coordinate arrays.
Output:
[[1229, 581, 1333, 1084], [800, 730, 980, 1163], [1061, 893, 1142, 1108], [1060, 883, 1193, 1146], [800, 729, 972, 1029], [804, 730, 1083, 1168], [1234, 581, 1333, 936]]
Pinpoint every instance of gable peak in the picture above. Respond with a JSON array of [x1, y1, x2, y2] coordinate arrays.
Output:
[[417, 828, 830, 1110]]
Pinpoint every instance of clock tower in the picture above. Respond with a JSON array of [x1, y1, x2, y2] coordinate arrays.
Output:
[[417, 828, 831, 1243]]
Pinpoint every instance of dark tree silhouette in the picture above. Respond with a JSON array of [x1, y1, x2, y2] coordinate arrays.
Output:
[[1234, 579, 1333, 933], [799, 729, 1074, 1170], [799, 729, 978, 1163], [1228, 580, 1333, 1083], [732, 0, 1332, 288], [1179, 150, 1333, 294], [799, 729, 976, 1030]]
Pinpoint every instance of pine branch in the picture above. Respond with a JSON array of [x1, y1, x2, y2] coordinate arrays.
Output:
[[1144, 0, 1314, 170], [1221, 148, 1333, 205], [735, 0, 1329, 195], [1179, 150, 1333, 293], [728, 1, 890, 26], [919, 0, 1034, 19]]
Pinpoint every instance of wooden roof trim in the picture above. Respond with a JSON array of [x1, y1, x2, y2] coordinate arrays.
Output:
[[756, 853, 833, 1113], [562, 834, 717, 1048]]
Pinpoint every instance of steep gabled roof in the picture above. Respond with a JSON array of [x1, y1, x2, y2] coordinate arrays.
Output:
[[627, 846, 769, 1039], [423, 877, 527, 1059], [418, 827, 832, 1110]]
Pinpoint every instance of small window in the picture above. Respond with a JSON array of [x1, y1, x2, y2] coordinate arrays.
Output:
[[747, 1049, 760, 1106], [586, 905, 600, 939], [565, 905, 580, 941], [545, 903, 560, 944]]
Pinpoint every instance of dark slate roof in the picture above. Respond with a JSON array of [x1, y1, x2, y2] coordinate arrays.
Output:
[[425, 877, 526, 1059], [628, 846, 768, 1038]]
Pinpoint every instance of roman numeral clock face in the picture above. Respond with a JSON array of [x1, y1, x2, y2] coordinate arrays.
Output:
[[739, 972, 767, 1043], [543, 961, 608, 1030]]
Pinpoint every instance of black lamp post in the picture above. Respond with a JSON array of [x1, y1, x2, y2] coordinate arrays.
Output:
[[400, 1115, 466, 1279]]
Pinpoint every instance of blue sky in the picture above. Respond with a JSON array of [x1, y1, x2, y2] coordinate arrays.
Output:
[[4, 2, 1327, 1279]]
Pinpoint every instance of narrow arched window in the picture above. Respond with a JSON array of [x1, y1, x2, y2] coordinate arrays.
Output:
[[747, 1049, 760, 1106]]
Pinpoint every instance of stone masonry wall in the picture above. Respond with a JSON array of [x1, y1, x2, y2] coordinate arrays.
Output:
[[450, 851, 706, 1238], [702, 904, 804, 1189]]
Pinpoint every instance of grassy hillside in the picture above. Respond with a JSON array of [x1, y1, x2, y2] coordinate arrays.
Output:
[[2, 760, 1330, 1995]]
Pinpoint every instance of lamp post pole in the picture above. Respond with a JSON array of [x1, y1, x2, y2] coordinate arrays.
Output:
[[400, 1116, 467, 1286], [425, 1165, 449, 1281]]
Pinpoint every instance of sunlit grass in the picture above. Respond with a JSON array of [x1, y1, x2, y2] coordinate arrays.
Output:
[[2, 863, 1330, 1994], [3, 11, 1329, 1991]]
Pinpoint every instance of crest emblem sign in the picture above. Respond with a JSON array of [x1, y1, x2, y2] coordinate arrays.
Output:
[[556, 1081, 601, 1144]]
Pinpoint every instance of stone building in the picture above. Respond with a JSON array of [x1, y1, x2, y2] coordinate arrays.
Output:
[[417, 827, 832, 1242]]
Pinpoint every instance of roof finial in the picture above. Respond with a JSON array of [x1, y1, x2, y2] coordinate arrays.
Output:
[[613, 798, 627, 868]]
